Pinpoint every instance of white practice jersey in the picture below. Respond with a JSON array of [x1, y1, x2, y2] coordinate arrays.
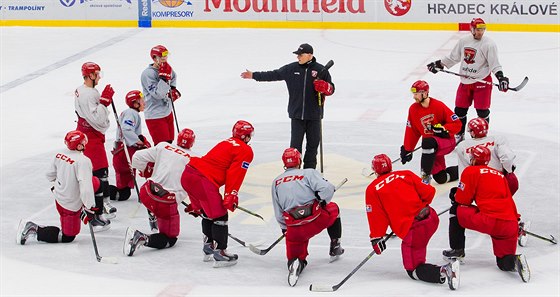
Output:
[[271, 168, 335, 229], [132, 142, 191, 202], [46, 149, 95, 212], [74, 84, 110, 133], [455, 134, 516, 176], [116, 108, 143, 146], [440, 34, 503, 84], [141, 65, 177, 120]]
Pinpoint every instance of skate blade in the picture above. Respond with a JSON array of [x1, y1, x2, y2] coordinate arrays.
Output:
[[203, 254, 213, 262], [213, 260, 237, 268], [329, 255, 340, 263]]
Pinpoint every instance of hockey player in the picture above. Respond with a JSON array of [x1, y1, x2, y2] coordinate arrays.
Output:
[[272, 148, 344, 286], [141, 45, 181, 145], [444, 145, 530, 282], [181, 120, 254, 268], [17, 131, 104, 245], [124, 128, 196, 256], [366, 154, 460, 290], [400, 80, 462, 185], [427, 18, 510, 142], [110, 90, 151, 202], [74, 62, 114, 228], [241, 43, 334, 169]]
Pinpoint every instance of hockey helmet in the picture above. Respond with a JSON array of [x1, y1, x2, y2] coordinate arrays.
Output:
[[467, 118, 489, 139], [150, 45, 169, 59], [125, 90, 144, 108], [470, 18, 486, 33], [411, 80, 429, 93], [177, 128, 195, 149], [64, 130, 88, 151], [282, 148, 301, 168], [81, 62, 100, 77], [232, 120, 254, 142], [372, 154, 392, 175], [470, 145, 491, 166]]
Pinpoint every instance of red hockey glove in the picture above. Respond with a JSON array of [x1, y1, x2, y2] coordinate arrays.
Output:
[[184, 203, 202, 218], [100, 84, 114, 107], [223, 192, 238, 212], [80, 207, 98, 224], [371, 237, 386, 255], [313, 80, 333, 96], [158, 62, 173, 82], [168, 87, 181, 102], [136, 135, 151, 149], [139, 162, 154, 178]]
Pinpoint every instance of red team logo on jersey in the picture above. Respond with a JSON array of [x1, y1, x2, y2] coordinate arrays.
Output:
[[420, 114, 435, 135], [384, 0, 411, 16], [463, 47, 477, 64]]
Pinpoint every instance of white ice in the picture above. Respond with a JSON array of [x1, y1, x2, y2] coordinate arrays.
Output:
[[1, 27, 559, 296]]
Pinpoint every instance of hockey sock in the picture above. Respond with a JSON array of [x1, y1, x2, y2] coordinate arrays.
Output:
[[476, 108, 490, 123], [201, 218, 213, 243], [212, 215, 229, 250], [446, 166, 459, 182], [327, 217, 342, 239], [37, 226, 61, 243], [448, 212, 465, 249], [421, 138, 437, 175], [146, 233, 176, 249], [412, 263, 444, 283], [454, 107, 468, 135], [496, 255, 517, 271]]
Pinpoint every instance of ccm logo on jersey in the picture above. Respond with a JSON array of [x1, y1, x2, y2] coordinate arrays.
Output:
[[275, 175, 304, 186], [480, 168, 504, 177], [375, 173, 405, 190], [164, 145, 190, 157], [466, 141, 495, 154], [56, 153, 75, 164]]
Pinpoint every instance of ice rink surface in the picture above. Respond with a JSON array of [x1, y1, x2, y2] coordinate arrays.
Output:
[[1, 27, 559, 296]]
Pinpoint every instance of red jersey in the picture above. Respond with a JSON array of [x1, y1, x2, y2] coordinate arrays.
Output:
[[403, 98, 461, 151], [455, 165, 519, 221], [188, 137, 253, 195], [365, 170, 436, 239]]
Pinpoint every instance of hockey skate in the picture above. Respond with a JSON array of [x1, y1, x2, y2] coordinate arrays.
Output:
[[16, 220, 38, 245], [123, 227, 148, 256], [213, 249, 238, 268], [514, 254, 531, 282], [103, 198, 117, 219], [455, 133, 465, 145], [90, 214, 110, 232], [440, 259, 460, 290], [442, 248, 465, 264], [287, 258, 307, 287], [202, 237, 215, 262], [421, 171, 432, 185], [329, 238, 345, 263], [518, 221, 531, 247]]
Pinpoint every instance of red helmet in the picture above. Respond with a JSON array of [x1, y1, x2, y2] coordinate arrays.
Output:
[[81, 62, 100, 77], [232, 120, 254, 141], [177, 128, 195, 149], [470, 18, 486, 33], [470, 145, 491, 166], [125, 90, 143, 108], [411, 80, 429, 93], [150, 45, 169, 58], [467, 118, 488, 138], [282, 148, 301, 168], [64, 130, 88, 151], [372, 154, 392, 175]]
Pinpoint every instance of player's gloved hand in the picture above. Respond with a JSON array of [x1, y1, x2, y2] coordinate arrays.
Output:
[[449, 187, 458, 204], [432, 123, 450, 138], [282, 229, 287, 235], [415, 206, 431, 221], [371, 237, 386, 255], [184, 203, 202, 218], [400, 145, 413, 165], [168, 86, 181, 101], [427, 60, 443, 74], [80, 207, 98, 224], [139, 162, 154, 178], [136, 135, 151, 149], [158, 62, 172, 82], [223, 192, 239, 212], [313, 80, 333, 96], [99, 84, 114, 107], [496, 71, 509, 92]]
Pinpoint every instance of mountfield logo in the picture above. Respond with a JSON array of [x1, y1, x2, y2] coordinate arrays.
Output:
[[204, 0, 365, 13], [384, 0, 411, 16]]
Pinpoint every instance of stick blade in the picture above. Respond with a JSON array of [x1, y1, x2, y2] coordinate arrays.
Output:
[[511, 76, 529, 91], [309, 284, 335, 292], [248, 244, 265, 255], [99, 256, 119, 264], [550, 235, 557, 244], [361, 167, 373, 177]]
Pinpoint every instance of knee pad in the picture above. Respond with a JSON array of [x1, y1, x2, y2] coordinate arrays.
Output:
[[92, 168, 109, 196], [432, 170, 449, 184], [476, 109, 490, 122], [61, 234, 76, 243], [421, 137, 438, 154], [454, 107, 468, 118], [496, 255, 516, 271], [406, 270, 417, 280], [117, 188, 131, 201]]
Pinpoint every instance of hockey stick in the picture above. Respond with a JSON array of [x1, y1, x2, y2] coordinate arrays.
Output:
[[525, 230, 557, 244], [170, 99, 180, 134], [248, 178, 347, 256], [88, 222, 118, 264], [310, 232, 394, 292], [361, 146, 422, 177], [110, 101, 158, 231], [317, 60, 334, 174], [237, 206, 265, 221], [437, 68, 529, 92]]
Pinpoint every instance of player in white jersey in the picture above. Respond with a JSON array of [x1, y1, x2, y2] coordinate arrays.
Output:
[[271, 148, 344, 286], [74, 62, 115, 226], [123, 128, 195, 256], [110, 90, 151, 202], [427, 18, 510, 142], [17, 131, 105, 245], [141, 45, 182, 145]]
